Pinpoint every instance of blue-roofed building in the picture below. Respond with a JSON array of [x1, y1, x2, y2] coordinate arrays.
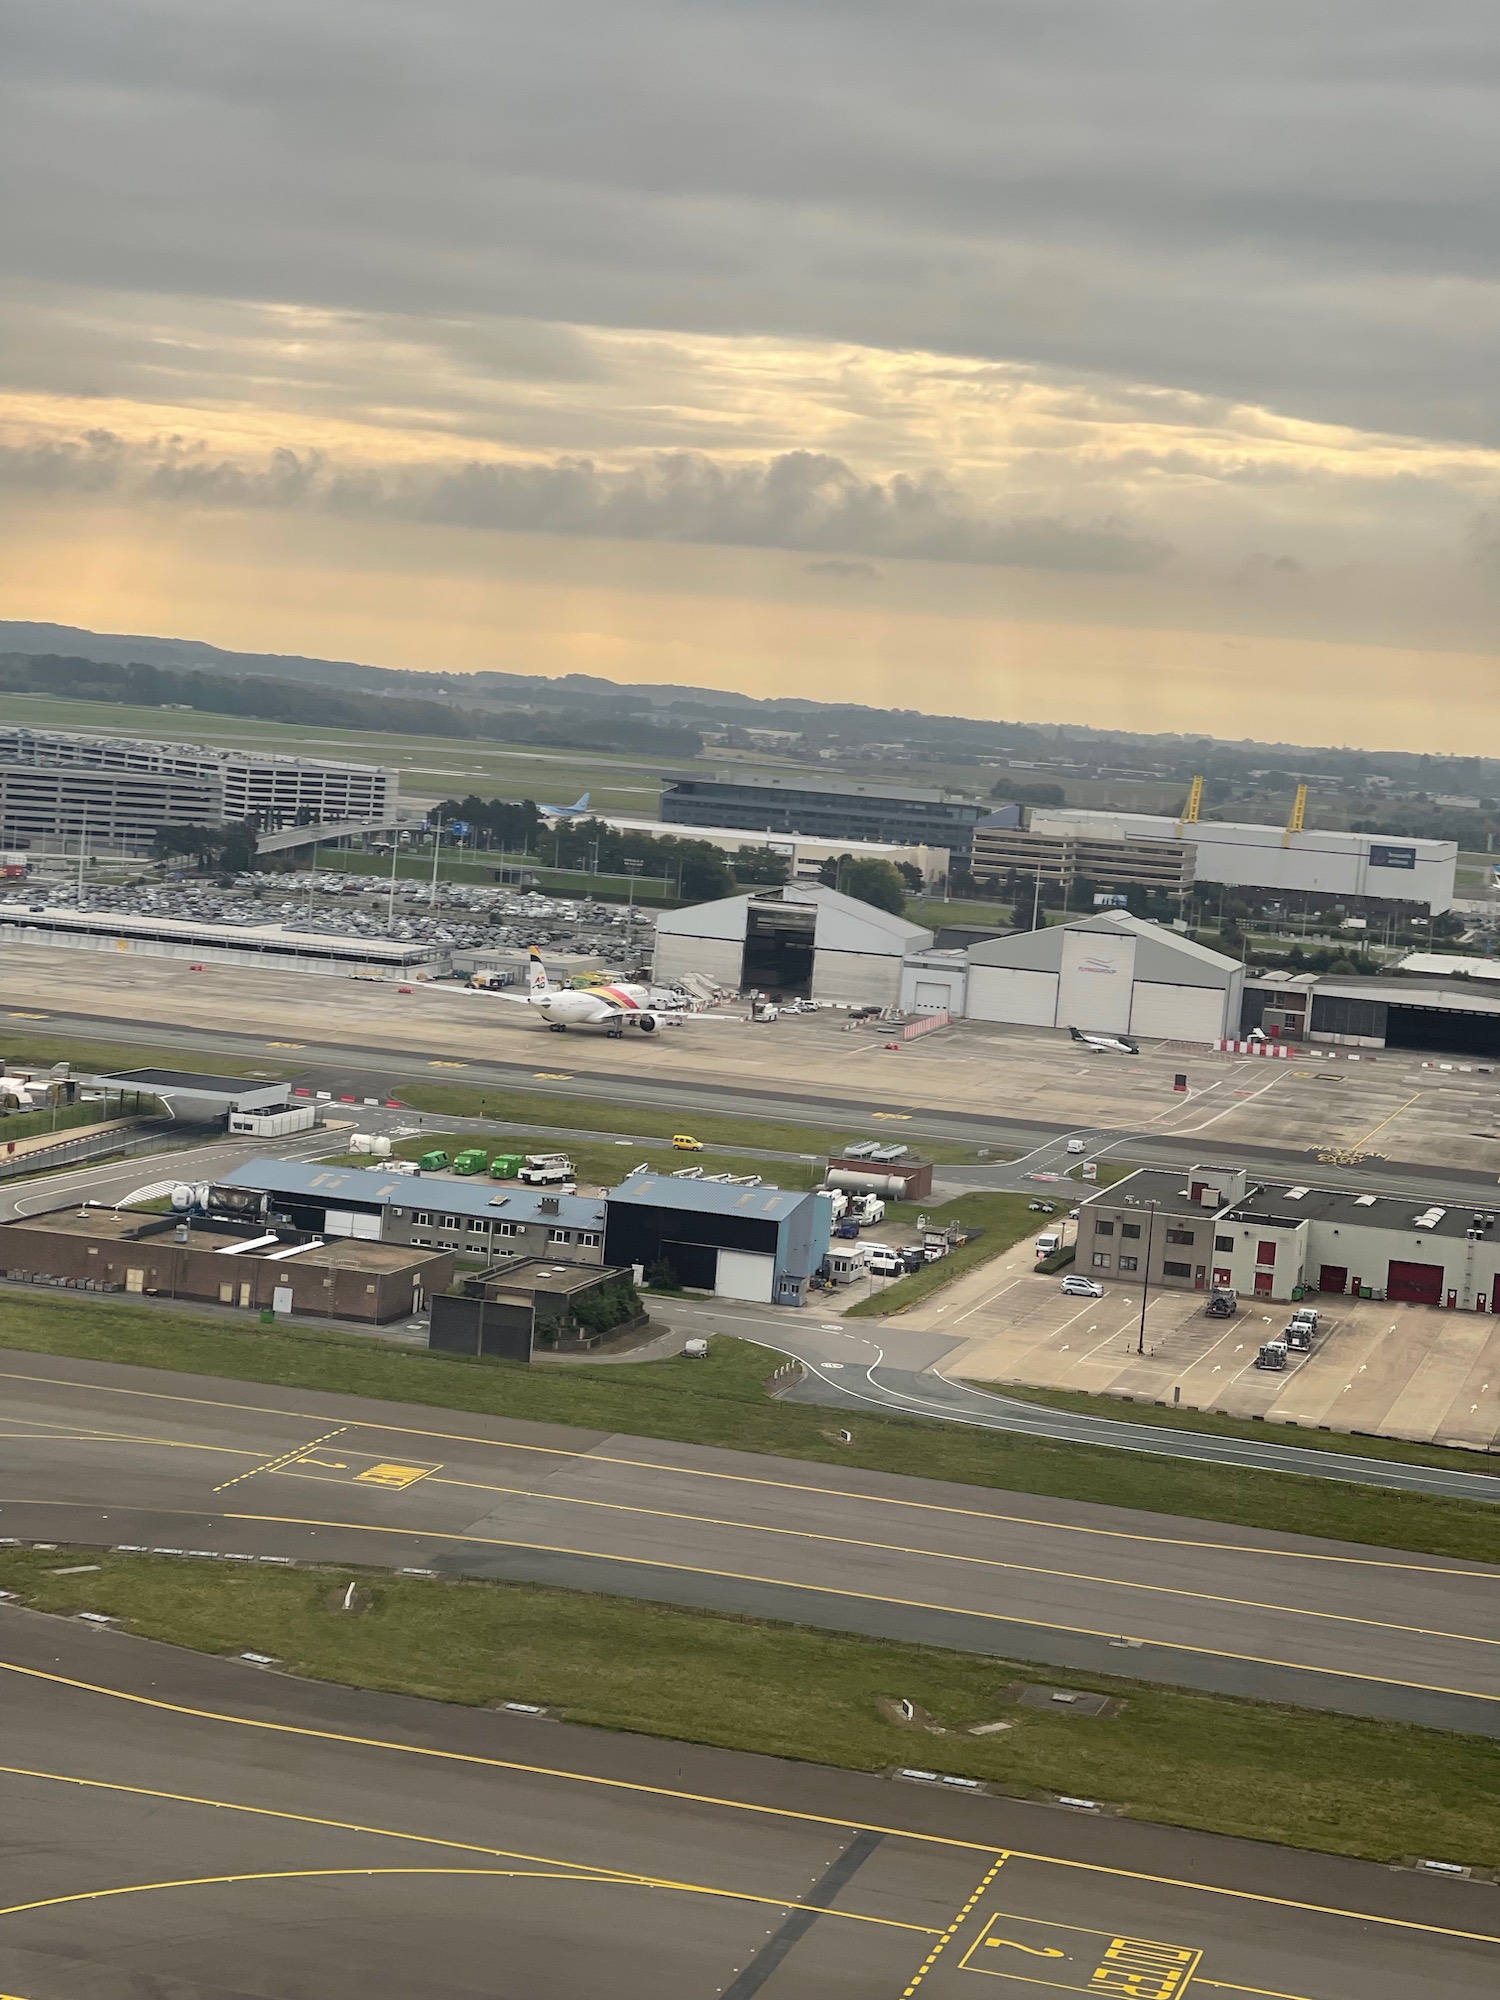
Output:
[[216, 1159, 607, 1266], [603, 1173, 832, 1306]]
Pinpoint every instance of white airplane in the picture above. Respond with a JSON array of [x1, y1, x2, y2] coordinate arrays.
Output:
[[501, 948, 744, 1035], [536, 792, 591, 820], [1069, 1025, 1140, 1056]]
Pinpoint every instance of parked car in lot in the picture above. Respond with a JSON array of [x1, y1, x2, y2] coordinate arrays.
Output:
[[866, 1246, 906, 1278], [1028, 1200, 1056, 1213], [1061, 1274, 1104, 1298]]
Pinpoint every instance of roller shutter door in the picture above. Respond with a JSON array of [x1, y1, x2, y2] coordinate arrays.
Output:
[[1318, 1264, 1348, 1294], [1386, 1259, 1443, 1305], [1128, 982, 1226, 1042], [965, 966, 1058, 1026], [715, 1250, 776, 1303]]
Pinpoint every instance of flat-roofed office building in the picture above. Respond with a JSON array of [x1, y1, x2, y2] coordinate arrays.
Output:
[[970, 808, 1194, 901], [0, 724, 398, 850], [660, 772, 989, 859]]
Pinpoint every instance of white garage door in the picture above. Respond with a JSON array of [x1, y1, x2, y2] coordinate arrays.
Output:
[[324, 1209, 382, 1240], [1129, 981, 1227, 1042], [913, 979, 954, 1013], [812, 949, 901, 1006], [965, 966, 1058, 1026], [715, 1250, 776, 1303]]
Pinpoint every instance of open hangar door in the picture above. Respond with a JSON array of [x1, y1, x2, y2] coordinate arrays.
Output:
[[1382, 1003, 1500, 1058], [743, 901, 815, 997]]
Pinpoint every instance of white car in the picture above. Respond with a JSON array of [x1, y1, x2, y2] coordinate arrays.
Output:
[[1065, 1138, 1087, 1154], [1061, 1274, 1104, 1298]]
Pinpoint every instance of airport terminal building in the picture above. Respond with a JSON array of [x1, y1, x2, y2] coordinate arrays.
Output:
[[659, 773, 990, 861]]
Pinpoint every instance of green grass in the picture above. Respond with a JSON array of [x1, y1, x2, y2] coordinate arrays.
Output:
[[982, 1385, 1500, 1480], [844, 1192, 1040, 1317], [330, 1129, 827, 1191], [2, 1294, 1495, 1561], [0, 1101, 126, 1145], [313, 849, 679, 903], [397, 1082, 991, 1165], [904, 894, 1013, 930], [0, 1029, 291, 1081], [2, 1548, 1496, 1867]]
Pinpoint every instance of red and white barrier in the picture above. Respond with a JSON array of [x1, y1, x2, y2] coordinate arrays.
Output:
[[1214, 1039, 1296, 1057], [902, 1011, 951, 1040]]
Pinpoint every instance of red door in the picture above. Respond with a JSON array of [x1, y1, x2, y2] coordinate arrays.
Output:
[[1386, 1260, 1443, 1305], [1318, 1265, 1348, 1294], [1253, 1271, 1274, 1297]]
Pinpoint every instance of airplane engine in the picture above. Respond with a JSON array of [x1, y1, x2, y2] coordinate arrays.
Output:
[[635, 1012, 658, 1033]]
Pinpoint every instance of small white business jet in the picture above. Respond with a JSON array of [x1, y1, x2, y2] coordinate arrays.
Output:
[[1068, 1025, 1140, 1056]]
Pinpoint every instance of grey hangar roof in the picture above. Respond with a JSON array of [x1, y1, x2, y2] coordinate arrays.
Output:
[[219, 1159, 608, 1229], [604, 1172, 812, 1222]]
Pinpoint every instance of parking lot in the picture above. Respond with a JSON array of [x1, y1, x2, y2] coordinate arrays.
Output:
[[914, 1236, 1500, 1450]]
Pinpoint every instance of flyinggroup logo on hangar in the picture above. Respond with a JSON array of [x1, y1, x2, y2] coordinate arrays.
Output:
[[1078, 955, 1120, 975]]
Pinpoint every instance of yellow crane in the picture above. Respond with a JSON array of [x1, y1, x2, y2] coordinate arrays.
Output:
[[1175, 774, 1203, 838], [1282, 782, 1307, 847]]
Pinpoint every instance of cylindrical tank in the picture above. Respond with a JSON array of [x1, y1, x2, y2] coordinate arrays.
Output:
[[824, 1169, 908, 1199]]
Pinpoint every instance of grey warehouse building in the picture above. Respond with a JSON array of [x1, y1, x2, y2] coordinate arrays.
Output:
[[660, 772, 989, 859], [653, 882, 933, 1005], [603, 1173, 832, 1305], [218, 1160, 607, 1264], [1241, 971, 1500, 1058], [0, 724, 398, 850]]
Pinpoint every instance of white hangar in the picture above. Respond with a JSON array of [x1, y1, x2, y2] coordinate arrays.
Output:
[[653, 883, 932, 1007], [964, 910, 1243, 1042]]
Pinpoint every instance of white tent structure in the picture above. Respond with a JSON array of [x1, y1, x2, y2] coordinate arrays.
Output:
[[653, 884, 932, 1006], [965, 910, 1242, 1041]]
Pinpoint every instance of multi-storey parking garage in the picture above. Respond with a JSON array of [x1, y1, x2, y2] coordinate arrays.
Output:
[[0, 725, 397, 849]]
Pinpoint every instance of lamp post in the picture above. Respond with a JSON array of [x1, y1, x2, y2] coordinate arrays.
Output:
[[624, 856, 643, 915], [429, 817, 443, 907], [1136, 1199, 1159, 1356]]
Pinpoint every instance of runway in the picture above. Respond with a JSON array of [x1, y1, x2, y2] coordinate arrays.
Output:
[[3, 1352, 1500, 1733], [1, 1613, 1498, 1999]]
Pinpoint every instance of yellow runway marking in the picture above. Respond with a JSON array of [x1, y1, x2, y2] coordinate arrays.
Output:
[[903, 1853, 1008, 1996], [5, 1369, 1492, 1580], [206, 1505, 1500, 1705], [211, 1425, 347, 1495], [0, 1768, 938, 1936], [416, 1471, 1500, 1652]]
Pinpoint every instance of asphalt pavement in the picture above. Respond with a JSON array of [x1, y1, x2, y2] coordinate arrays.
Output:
[[2, 1613, 1498, 1998], [2, 1352, 1499, 1733]]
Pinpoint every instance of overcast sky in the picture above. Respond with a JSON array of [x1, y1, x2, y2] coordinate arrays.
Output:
[[3, 1, 1499, 748]]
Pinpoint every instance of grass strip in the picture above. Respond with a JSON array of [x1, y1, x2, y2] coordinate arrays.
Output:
[[845, 1192, 1041, 1316], [0, 1294, 1495, 1561], [982, 1383, 1500, 1481], [0, 1029, 290, 1081], [398, 1081, 992, 1164], [2, 1548, 1496, 1869], [336, 1129, 827, 1191]]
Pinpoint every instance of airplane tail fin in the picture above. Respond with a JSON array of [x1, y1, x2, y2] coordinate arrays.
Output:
[[527, 946, 552, 994], [572, 793, 590, 812], [1068, 1025, 1083, 1041]]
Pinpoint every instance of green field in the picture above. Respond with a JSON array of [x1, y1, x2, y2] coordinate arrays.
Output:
[[332, 1128, 828, 1192], [1, 1296, 1494, 1560], [1, 1547, 1494, 1867], [398, 1081, 994, 1164]]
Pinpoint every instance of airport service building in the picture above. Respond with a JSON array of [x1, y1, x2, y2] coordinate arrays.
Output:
[[1079, 1165, 1500, 1310]]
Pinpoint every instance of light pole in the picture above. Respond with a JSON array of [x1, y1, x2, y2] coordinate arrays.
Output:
[[386, 835, 399, 934], [429, 817, 443, 907], [624, 856, 643, 915], [1134, 1199, 1159, 1356]]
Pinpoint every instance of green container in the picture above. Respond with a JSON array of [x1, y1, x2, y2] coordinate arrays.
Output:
[[259, 1308, 276, 1324], [418, 1149, 450, 1172], [452, 1148, 489, 1175], [489, 1153, 524, 1179]]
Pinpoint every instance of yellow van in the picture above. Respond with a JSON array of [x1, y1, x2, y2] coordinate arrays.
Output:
[[672, 1133, 704, 1152]]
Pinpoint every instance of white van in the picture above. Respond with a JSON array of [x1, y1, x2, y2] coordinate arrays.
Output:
[[866, 1245, 906, 1278], [1035, 1231, 1062, 1258]]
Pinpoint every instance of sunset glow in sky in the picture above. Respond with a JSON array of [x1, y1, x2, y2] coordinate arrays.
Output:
[[4, 4, 1500, 748]]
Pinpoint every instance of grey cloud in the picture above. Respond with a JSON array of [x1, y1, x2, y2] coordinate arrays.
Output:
[[6, 3, 1500, 441], [804, 558, 883, 580], [0, 431, 1167, 573]]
